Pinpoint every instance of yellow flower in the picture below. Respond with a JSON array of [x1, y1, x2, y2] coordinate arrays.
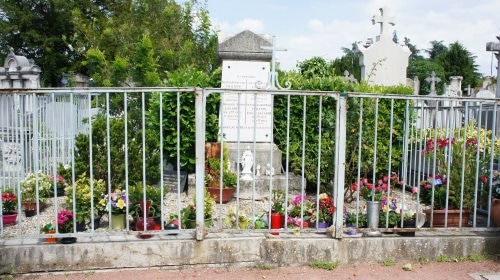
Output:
[[98, 199, 106, 206], [381, 205, 388, 212], [116, 199, 126, 209], [319, 193, 328, 199]]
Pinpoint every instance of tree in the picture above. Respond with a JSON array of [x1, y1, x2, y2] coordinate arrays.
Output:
[[331, 43, 361, 81], [296, 56, 335, 79], [0, 0, 81, 86], [407, 60, 445, 94], [426, 40, 448, 61], [404, 37, 424, 63], [435, 41, 479, 88]]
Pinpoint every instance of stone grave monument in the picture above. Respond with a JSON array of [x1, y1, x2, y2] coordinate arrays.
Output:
[[0, 49, 41, 186], [217, 30, 300, 199], [355, 7, 411, 86]]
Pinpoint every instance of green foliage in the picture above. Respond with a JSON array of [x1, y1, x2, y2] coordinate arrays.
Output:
[[64, 173, 106, 224], [331, 43, 361, 81], [0, 0, 82, 86], [435, 41, 479, 88], [407, 60, 445, 94], [74, 112, 161, 188], [296, 56, 335, 79], [309, 260, 339, 270], [128, 183, 165, 220], [346, 212, 367, 228], [417, 121, 498, 209], [271, 189, 286, 214], [379, 210, 400, 228], [276, 71, 412, 200], [147, 66, 220, 172], [132, 35, 162, 87], [380, 258, 397, 266]]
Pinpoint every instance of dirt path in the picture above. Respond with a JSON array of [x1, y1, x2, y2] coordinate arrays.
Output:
[[18, 259, 500, 280]]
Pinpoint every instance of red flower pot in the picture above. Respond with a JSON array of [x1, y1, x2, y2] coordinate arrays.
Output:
[[2, 213, 17, 225]]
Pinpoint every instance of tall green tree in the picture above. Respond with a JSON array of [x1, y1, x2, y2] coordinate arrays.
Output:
[[331, 43, 361, 81], [426, 40, 448, 61], [435, 41, 479, 88], [0, 0, 81, 86]]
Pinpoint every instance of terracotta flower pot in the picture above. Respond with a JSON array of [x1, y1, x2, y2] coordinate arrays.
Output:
[[490, 198, 500, 227], [207, 186, 234, 203], [423, 209, 471, 227], [44, 230, 57, 243]]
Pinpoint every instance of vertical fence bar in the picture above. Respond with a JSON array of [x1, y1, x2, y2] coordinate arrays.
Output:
[[334, 93, 347, 238], [195, 88, 206, 240]]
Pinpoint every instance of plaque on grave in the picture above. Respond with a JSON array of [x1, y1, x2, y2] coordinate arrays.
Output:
[[161, 170, 188, 194], [220, 60, 272, 142]]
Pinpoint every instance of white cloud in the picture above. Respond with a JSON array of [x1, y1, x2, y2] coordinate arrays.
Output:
[[235, 19, 265, 33]]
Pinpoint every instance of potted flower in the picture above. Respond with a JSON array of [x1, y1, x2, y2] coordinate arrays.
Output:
[[419, 122, 494, 227], [64, 173, 106, 230], [49, 174, 67, 197], [102, 188, 129, 229], [350, 173, 401, 228], [286, 216, 304, 235], [311, 193, 335, 228], [57, 210, 77, 243], [180, 189, 215, 229], [224, 206, 249, 229], [20, 171, 52, 216], [288, 194, 313, 227], [128, 183, 165, 234], [205, 144, 237, 203], [40, 221, 57, 243], [270, 189, 286, 234], [165, 213, 180, 233], [2, 189, 18, 225]]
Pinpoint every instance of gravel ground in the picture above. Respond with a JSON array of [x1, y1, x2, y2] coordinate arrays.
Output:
[[1, 186, 425, 237]]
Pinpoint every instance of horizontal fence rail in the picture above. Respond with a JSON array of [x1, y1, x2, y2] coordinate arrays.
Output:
[[1, 88, 499, 243]]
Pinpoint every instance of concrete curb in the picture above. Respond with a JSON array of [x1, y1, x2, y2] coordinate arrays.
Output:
[[1, 232, 499, 274]]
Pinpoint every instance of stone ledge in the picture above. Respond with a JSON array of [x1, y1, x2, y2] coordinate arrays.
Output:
[[1, 232, 499, 274]]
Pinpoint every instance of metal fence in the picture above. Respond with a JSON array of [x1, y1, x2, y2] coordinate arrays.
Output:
[[1, 87, 499, 241]]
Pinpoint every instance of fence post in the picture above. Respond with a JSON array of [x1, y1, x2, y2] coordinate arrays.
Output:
[[333, 92, 347, 238], [195, 88, 207, 240]]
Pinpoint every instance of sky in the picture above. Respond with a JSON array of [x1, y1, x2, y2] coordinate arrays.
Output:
[[192, 0, 500, 78]]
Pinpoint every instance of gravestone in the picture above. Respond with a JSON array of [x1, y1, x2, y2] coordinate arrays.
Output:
[[217, 30, 300, 199], [0, 49, 41, 186], [355, 7, 411, 86], [218, 30, 282, 175]]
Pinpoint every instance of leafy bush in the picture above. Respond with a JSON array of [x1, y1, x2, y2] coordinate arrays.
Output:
[[276, 72, 413, 200], [147, 66, 221, 172]]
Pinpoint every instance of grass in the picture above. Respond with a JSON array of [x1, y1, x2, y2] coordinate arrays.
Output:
[[252, 263, 276, 270], [415, 256, 430, 264], [309, 260, 340, 270], [0, 263, 13, 280], [380, 258, 397, 266], [436, 254, 494, 263]]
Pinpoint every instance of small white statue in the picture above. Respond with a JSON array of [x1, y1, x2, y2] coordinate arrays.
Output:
[[265, 163, 274, 176], [256, 163, 261, 176], [240, 146, 254, 180]]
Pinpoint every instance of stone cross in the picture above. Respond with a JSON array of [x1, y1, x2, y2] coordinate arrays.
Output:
[[260, 36, 287, 89], [371, 7, 395, 35], [425, 71, 441, 95]]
